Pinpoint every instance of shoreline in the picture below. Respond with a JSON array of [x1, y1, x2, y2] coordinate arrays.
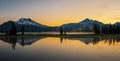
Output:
[[0, 34, 120, 38]]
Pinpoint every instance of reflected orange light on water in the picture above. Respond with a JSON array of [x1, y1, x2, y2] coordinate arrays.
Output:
[[31, 37, 120, 55]]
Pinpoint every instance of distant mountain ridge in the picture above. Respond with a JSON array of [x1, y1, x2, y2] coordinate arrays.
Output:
[[0, 18, 59, 32], [62, 18, 104, 32], [0, 18, 120, 33], [0, 21, 17, 34], [0, 21, 15, 31]]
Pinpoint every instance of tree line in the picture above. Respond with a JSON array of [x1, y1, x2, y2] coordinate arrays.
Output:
[[93, 23, 120, 34], [3, 22, 120, 35], [4, 22, 24, 35]]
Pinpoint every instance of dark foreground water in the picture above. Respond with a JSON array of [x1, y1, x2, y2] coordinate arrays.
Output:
[[0, 36, 120, 61]]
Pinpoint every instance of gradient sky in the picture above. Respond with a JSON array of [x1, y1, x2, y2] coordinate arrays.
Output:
[[0, 0, 120, 26]]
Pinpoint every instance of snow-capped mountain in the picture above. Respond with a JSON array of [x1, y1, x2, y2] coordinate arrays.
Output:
[[16, 18, 49, 28], [0, 18, 105, 32], [62, 18, 104, 32], [0, 18, 58, 32], [15, 18, 54, 32], [2, 18, 120, 33]]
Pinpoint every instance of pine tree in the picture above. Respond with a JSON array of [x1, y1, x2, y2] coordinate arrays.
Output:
[[108, 23, 112, 34], [93, 23, 100, 34], [60, 26, 63, 35], [21, 24, 24, 35], [9, 22, 16, 35]]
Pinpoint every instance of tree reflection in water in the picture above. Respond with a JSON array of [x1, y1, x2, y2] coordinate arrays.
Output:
[[1, 36, 120, 50]]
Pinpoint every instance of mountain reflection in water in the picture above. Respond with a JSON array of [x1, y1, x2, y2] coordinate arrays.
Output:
[[0, 36, 120, 50], [1, 36, 120, 61], [0, 36, 45, 50]]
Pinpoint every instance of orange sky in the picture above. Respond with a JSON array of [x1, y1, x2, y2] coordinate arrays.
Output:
[[0, 0, 120, 26]]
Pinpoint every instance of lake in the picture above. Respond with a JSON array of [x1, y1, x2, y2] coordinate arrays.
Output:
[[0, 35, 120, 61]]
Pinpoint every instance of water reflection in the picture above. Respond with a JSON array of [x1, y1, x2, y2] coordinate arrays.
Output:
[[1, 36, 120, 61], [0, 36, 45, 50], [60, 36, 120, 45], [1, 36, 120, 50]]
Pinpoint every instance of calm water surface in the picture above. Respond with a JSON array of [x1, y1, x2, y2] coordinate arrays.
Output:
[[0, 36, 120, 61]]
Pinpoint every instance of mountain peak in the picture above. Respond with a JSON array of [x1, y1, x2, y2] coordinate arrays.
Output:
[[79, 18, 95, 24], [84, 18, 91, 20], [18, 18, 33, 22], [16, 18, 35, 25], [81, 18, 94, 23], [15, 18, 50, 30]]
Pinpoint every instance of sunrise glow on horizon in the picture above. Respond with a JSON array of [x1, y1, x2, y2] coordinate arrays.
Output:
[[0, 0, 120, 26]]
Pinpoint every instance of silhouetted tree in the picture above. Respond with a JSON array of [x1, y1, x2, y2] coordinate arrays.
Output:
[[101, 26, 106, 34], [108, 23, 112, 34], [115, 25, 118, 34], [60, 26, 63, 35], [112, 25, 116, 34], [9, 22, 17, 35], [21, 24, 24, 35], [93, 23, 100, 34], [5, 31, 9, 35], [117, 25, 120, 34]]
